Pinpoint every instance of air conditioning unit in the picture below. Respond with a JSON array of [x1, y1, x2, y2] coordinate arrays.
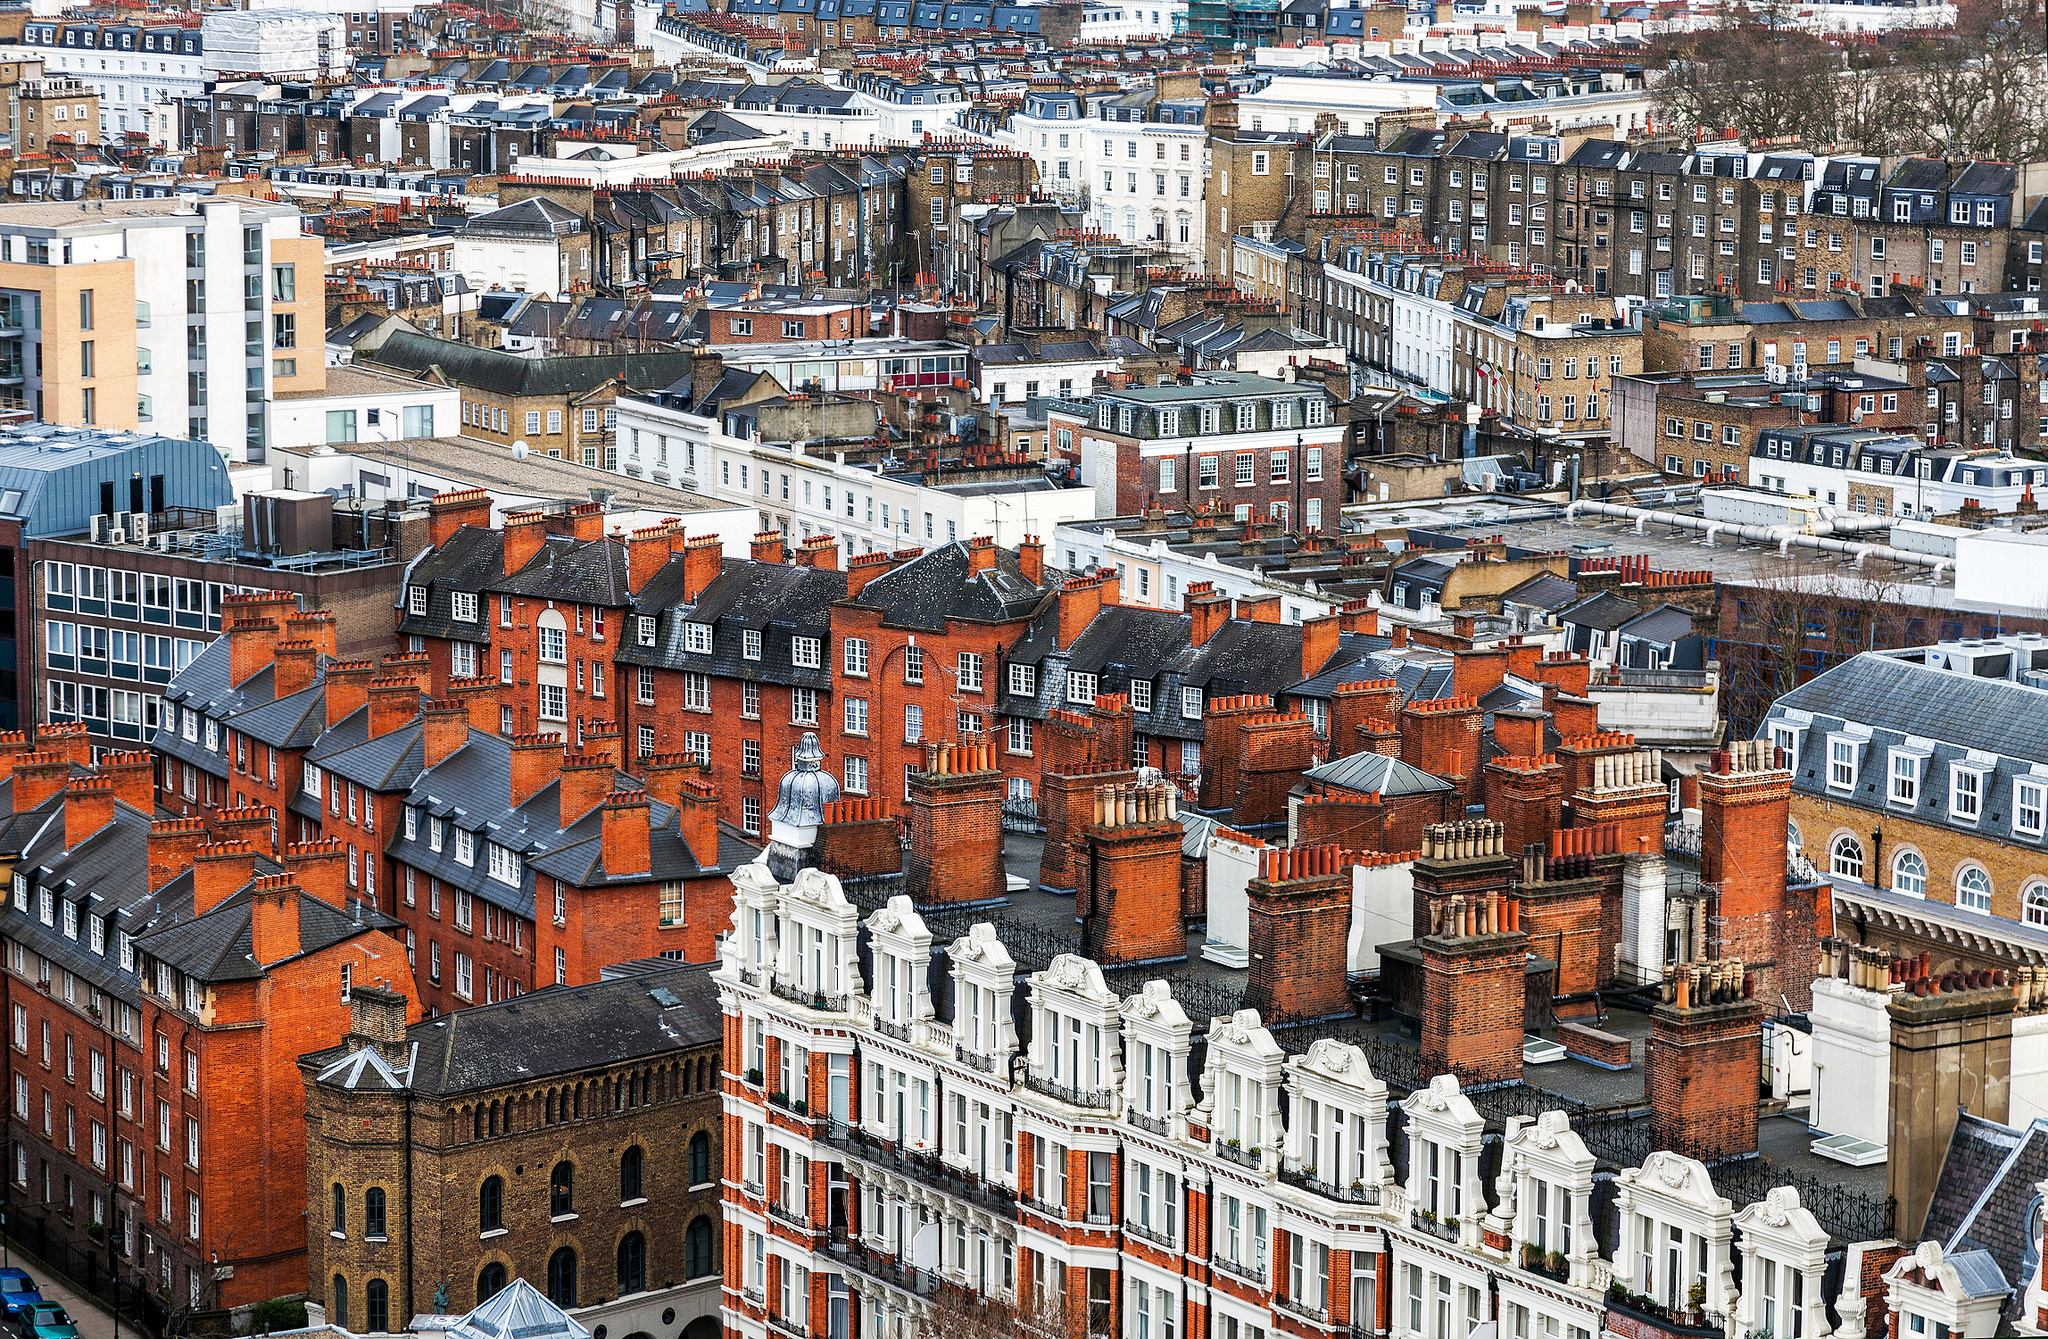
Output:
[[130, 513, 149, 545], [108, 528, 125, 545]]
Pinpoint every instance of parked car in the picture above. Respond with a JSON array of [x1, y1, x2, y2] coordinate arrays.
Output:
[[15, 1304, 73, 1339], [0, 1272, 40, 1320]]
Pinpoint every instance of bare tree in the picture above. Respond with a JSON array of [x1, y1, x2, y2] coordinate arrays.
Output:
[[1716, 566, 1924, 738]]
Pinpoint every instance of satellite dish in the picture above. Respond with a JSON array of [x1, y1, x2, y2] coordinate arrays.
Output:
[[512, 440, 530, 459]]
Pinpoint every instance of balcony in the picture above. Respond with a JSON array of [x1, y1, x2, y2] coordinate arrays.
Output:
[[1127, 1109, 1171, 1137], [1604, 1293, 1726, 1339], [1022, 1071, 1113, 1109], [1213, 1140, 1265, 1171], [1212, 1256, 1268, 1288], [1020, 1194, 1073, 1222], [826, 1232, 937, 1297], [1279, 1161, 1381, 1205], [1122, 1219, 1176, 1251], [737, 967, 762, 987], [766, 1090, 817, 1122], [1274, 1296, 1329, 1325], [954, 1043, 997, 1074], [818, 1120, 1017, 1218], [1409, 1210, 1462, 1243], [0, 301, 24, 336], [766, 1315, 810, 1339], [766, 1200, 821, 1235], [770, 976, 846, 1013], [872, 1016, 913, 1042], [0, 362, 23, 384]]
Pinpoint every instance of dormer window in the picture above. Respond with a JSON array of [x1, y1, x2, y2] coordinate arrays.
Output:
[[1950, 763, 1988, 823], [1825, 733, 1865, 791], [684, 622, 712, 654]]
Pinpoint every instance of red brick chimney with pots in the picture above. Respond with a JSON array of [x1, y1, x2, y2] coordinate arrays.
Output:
[[367, 677, 420, 739], [378, 650, 432, 692], [324, 660, 376, 728], [1484, 754, 1565, 860], [681, 534, 725, 602], [1057, 572, 1114, 648], [427, 487, 494, 548], [1198, 695, 1271, 811], [814, 798, 904, 880], [98, 750, 155, 812], [1570, 745, 1670, 852], [1076, 779, 1186, 964], [1293, 792, 1385, 852], [1233, 712, 1318, 827], [1337, 598, 1379, 635], [1452, 645, 1512, 701], [1089, 695, 1135, 772], [1699, 739, 1802, 1009], [283, 837, 349, 910], [1415, 821, 1528, 1086], [638, 752, 706, 810], [38, 723, 91, 768], [273, 641, 320, 699], [0, 731, 32, 787], [249, 874, 303, 965], [750, 531, 786, 564], [670, 773, 721, 865], [1492, 709, 1546, 761], [215, 803, 274, 851], [1398, 695, 1484, 800], [1537, 654, 1593, 697], [602, 789, 653, 877], [228, 616, 283, 690], [193, 840, 258, 915], [1235, 593, 1280, 624], [846, 550, 895, 599], [796, 534, 840, 570], [554, 500, 605, 543], [1018, 535, 1045, 587], [559, 753, 617, 825], [502, 510, 549, 574], [904, 740, 1005, 906], [447, 677, 501, 734], [965, 535, 997, 575], [1647, 959, 1761, 1161], [582, 720, 623, 771], [1038, 713, 1132, 893], [510, 734, 563, 808], [1244, 844, 1354, 1023], [1504, 638, 1543, 683], [422, 700, 471, 768], [1330, 679, 1402, 756], [1515, 823, 1619, 999], [1300, 613, 1342, 682], [12, 753, 72, 813], [627, 520, 682, 593], [148, 818, 209, 891], [286, 610, 338, 658], [63, 775, 116, 840], [1187, 583, 1231, 645]]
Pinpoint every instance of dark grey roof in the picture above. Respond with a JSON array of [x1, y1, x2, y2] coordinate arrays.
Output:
[[616, 555, 844, 689], [1560, 590, 1642, 632], [397, 523, 503, 644], [366, 331, 695, 399], [490, 534, 634, 607], [398, 965, 723, 1095], [1921, 1111, 2046, 1323], [846, 540, 1047, 631], [135, 883, 397, 982], [1503, 572, 1580, 611]]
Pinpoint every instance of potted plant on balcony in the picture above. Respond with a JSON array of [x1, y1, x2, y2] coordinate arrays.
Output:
[[1546, 1251, 1567, 1281], [1606, 1282, 1629, 1308], [1522, 1244, 1543, 1272], [1687, 1283, 1708, 1327], [747, 1067, 763, 1085]]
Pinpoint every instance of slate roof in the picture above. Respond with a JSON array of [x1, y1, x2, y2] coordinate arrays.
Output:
[[1560, 590, 1642, 632], [136, 884, 400, 981], [398, 965, 722, 1095], [489, 534, 635, 607], [1502, 572, 1580, 612], [616, 555, 845, 690], [397, 523, 503, 645], [1302, 750, 1454, 796], [1920, 1111, 2047, 1323], [845, 540, 1047, 632], [366, 331, 695, 399]]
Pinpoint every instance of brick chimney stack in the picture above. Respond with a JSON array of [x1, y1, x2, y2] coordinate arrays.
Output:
[[559, 752, 617, 825], [1699, 739, 1801, 1009], [1187, 582, 1231, 646], [367, 677, 420, 739], [795, 534, 840, 570], [681, 534, 725, 602], [227, 616, 283, 690], [283, 837, 350, 910], [1198, 695, 1270, 811], [427, 486, 494, 549], [627, 519, 683, 594], [1484, 754, 1565, 859], [845, 550, 894, 599], [904, 739, 1005, 907], [63, 775, 117, 841], [582, 720, 623, 771], [447, 676, 501, 735], [149, 818, 209, 892], [344, 985, 412, 1064], [1515, 823, 1619, 999], [601, 789, 653, 878], [12, 753, 72, 813], [1647, 958, 1763, 1163], [814, 798, 904, 881], [1244, 843, 1354, 1023], [193, 840, 259, 916], [1076, 779, 1185, 965], [1570, 745, 1669, 851], [1330, 679, 1401, 756], [421, 699, 471, 769], [509, 734, 564, 808], [286, 610, 339, 659], [1018, 534, 1044, 587], [502, 509, 549, 574], [1231, 711, 1318, 827], [1886, 974, 2017, 1239], [750, 531, 786, 564], [1414, 820, 1528, 1087], [249, 873, 303, 966], [97, 750, 154, 813], [273, 640, 321, 699], [324, 659, 377, 729]]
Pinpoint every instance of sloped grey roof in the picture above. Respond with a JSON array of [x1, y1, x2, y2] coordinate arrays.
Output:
[[1948, 1249, 2012, 1300], [1302, 750, 1453, 796], [366, 331, 694, 400]]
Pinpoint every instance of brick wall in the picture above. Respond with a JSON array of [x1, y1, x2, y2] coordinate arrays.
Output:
[[1419, 922, 1528, 1088], [904, 740, 1005, 906], [1646, 968, 1760, 1163], [813, 798, 903, 880], [1244, 845, 1352, 1023], [1699, 743, 1798, 1009], [1076, 782, 1185, 965]]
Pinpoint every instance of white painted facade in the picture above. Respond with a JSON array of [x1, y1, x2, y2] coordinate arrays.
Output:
[[1050, 522, 1344, 621], [999, 105, 1208, 261]]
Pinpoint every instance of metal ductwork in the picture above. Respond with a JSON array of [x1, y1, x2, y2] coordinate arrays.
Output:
[[1563, 500, 1952, 576]]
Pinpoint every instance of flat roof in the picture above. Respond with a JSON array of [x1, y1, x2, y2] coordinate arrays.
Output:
[[306, 436, 738, 515]]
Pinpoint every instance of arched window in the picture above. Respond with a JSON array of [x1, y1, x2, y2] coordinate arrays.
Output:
[[685, 1217, 714, 1279], [364, 1187, 386, 1239], [332, 1276, 349, 1331], [620, 1146, 643, 1203], [1893, 850, 1927, 897], [479, 1176, 504, 1232], [1830, 834, 1864, 880], [548, 1247, 578, 1307], [366, 1279, 390, 1334], [2026, 884, 2048, 928], [550, 1161, 574, 1216], [477, 1263, 507, 1306], [617, 1231, 647, 1297], [1958, 866, 1994, 913], [688, 1131, 711, 1187], [332, 1183, 346, 1235]]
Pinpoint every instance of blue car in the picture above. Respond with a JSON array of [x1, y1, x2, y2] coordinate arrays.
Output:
[[0, 1272, 40, 1320]]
